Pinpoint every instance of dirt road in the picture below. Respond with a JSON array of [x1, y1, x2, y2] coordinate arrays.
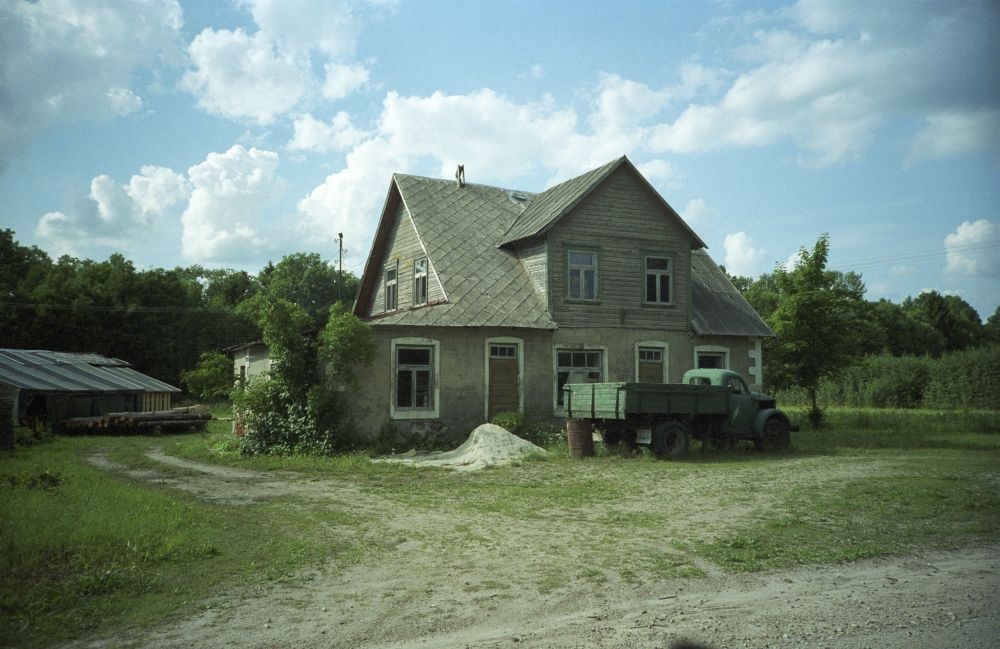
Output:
[[74, 449, 999, 649]]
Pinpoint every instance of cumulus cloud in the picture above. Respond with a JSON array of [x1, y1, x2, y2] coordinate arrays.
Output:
[[294, 89, 583, 248], [944, 220, 999, 277], [908, 110, 1000, 165], [0, 0, 184, 171], [288, 112, 368, 153], [183, 0, 368, 124], [680, 198, 714, 231], [181, 145, 287, 263], [724, 231, 769, 277], [36, 166, 189, 254], [183, 28, 311, 125], [650, 1, 1000, 166]]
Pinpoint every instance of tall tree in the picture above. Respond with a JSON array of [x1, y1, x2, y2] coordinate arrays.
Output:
[[764, 234, 867, 426], [906, 291, 982, 353]]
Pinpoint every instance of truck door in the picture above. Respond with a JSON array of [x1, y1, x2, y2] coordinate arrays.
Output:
[[725, 375, 754, 433]]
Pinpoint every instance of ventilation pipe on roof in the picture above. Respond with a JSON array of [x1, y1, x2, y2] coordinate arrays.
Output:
[[455, 164, 465, 188]]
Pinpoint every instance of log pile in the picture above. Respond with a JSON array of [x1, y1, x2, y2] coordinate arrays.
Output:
[[60, 408, 212, 435]]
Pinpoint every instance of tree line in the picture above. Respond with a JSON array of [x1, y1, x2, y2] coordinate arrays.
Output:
[[0, 229, 359, 389], [727, 234, 999, 420]]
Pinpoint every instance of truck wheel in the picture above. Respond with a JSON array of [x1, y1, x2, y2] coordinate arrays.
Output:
[[651, 421, 689, 459], [756, 417, 790, 451]]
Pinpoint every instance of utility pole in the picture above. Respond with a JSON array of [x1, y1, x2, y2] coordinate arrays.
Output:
[[338, 232, 344, 303]]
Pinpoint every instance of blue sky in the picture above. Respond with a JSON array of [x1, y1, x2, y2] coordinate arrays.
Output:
[[2, 0, 998, 319]]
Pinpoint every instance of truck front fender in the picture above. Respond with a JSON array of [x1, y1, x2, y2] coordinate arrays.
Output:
[[753, 408, 792, 436]]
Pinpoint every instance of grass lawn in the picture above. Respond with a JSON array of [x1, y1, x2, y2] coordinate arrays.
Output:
[[2, 408, 998, 647]]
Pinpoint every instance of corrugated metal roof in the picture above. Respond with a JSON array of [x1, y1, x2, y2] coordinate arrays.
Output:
[[690, 250, 775, 338], [0, 349, 181, 393]]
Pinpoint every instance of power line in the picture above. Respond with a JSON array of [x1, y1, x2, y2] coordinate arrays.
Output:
[[830, 240, 1000, 273]]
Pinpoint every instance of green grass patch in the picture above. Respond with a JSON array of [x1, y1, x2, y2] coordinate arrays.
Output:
[[0, 437, 349, 648], [699, 453, 1000, 571]]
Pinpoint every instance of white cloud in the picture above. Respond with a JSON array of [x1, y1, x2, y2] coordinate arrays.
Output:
[[183, 0, 368, 125], [908, 110, 1000, 165], [530, 64, 545, 80], [287, 112, 369, 152], [181, 146, 287, 263], [635, 159, 680, 191], [724, 231, 768, 276], [241, 0, 357, 58], [944, 220, 999, 277], [322, 61, 370, 101], [183, 28, 311, 125], [295, 89, 588, 249], [36, 166, 188, 254], [0, 0, 184, 171], [650, 1, 1000, 166], [680, 198, 714, 231]]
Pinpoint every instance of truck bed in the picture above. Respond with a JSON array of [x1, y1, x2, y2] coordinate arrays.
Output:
[[564, 382, 730, 419]]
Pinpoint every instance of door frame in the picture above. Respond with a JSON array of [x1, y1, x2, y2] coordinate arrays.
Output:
[[484, 336, 524, 420]]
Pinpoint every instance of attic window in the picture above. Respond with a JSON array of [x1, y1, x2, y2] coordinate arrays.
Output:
[[414, 258, 428, 305], [384, 264, 398, 311]]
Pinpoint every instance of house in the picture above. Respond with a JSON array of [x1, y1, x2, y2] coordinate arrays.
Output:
[[0, 349, 181, 427], [226, 340, 271, 387], [348, 155, 774, 439]]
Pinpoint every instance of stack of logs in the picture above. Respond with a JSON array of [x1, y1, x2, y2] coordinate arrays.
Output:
[[60, 407, 212, 435]]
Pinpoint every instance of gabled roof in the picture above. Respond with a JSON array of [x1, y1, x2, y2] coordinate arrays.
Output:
[[0, 349, 181, 394], [355, 174, 556, 328], [355, 156, 765, 336], [690, 250, 775, 338], [496, 156, 706, 249]]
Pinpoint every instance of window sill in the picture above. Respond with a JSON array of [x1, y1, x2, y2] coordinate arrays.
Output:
[[640, 302, 677, 308], [392, 408, 439, 420], [564, 299, 602, 305]]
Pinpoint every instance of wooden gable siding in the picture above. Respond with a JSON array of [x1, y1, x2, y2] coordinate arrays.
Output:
[[515, 237, 548, 310], [547, 166, 692, 330], [365, 201, 444, 315]]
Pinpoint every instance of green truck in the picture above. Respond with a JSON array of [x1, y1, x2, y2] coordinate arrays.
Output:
[[564, 369, 796, 458]]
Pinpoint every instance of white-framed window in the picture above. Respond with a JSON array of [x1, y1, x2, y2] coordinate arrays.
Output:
[[384, 263, 398, 312], [635, 341, 669, 383], [390, 338, 440, 419], [694, 345, 729, 369], [554, 346, 605, 409], [567, 249, 598, 301], [413, 258, 428, 306], [644, 255, 673, 304]]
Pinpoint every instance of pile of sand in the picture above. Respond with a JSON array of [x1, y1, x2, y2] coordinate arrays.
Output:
[[374, 423, 546, 471]]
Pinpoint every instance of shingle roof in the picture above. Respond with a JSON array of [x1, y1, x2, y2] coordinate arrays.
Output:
[[369, 175, 556, 328], [690, 250, 775, 338], [358, 157, 764, 336], [0, 349, 181, 393]]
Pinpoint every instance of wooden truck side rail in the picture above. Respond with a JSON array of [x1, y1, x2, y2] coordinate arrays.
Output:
[[564, 382, 730, 420]]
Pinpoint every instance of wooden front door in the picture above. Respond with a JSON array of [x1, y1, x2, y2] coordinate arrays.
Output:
[[488, 344, 519, 418]]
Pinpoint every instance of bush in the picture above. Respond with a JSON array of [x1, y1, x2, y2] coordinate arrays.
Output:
[[182, 352, 234, 402], [491, 411, 564, 449], [231, 378, 337, 456], [780, 345, 1000, 410], [924, 345, 1000, 409]]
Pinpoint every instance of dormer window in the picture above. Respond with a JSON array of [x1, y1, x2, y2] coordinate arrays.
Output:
[[384, 263, 398, 311], [414, 258, 428, 305]]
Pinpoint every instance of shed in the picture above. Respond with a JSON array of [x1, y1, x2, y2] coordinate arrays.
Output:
[[0, 349, 181, 427]]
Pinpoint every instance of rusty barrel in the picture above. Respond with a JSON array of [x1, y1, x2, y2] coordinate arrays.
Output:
[[566, 418, 595, 458]]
